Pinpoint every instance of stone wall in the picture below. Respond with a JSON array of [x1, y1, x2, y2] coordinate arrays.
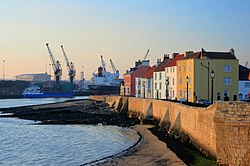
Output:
[[214, 102, 250, 165], [89, 96, 250, 165]]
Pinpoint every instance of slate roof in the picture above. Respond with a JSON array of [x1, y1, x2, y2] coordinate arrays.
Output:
[[142, 65, 156, 79], [167, 54, 185, 67], [154, 58, 172, 72], [131, 66, 151, 77], [184, 49, 237, 60], [239, 65, 250, 80]]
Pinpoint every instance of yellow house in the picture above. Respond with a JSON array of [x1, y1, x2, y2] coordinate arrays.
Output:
[[177, 48, 239, 102]]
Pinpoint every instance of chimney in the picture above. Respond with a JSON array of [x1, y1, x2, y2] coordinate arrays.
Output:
[[163, 54, 169, 60], [156, 59, 161, 66], [172, 53, 179, 58], [185, 51, 193, 57], [230, 48, 235, 56], [135, 60, 142, 68]]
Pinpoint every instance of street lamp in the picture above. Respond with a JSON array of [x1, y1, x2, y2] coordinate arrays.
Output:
[[210, 70, 215, 103], [165, 77, 169, 100], [201, 62, 210, 101], [143, 81, 146, 98], [186, 76, 189, 102]]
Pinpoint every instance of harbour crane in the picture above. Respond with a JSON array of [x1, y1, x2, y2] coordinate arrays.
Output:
[[100, 55, 106, 72], [143, 49, 150, 60], [46, 43, 62, 86], [61, 45, 76, 83], [110, 59, 118, 74]]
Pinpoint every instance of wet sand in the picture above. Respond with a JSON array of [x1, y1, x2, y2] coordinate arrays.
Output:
[[101, 125, 186, 166]]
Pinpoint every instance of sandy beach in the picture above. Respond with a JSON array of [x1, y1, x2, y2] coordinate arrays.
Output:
[[101, 125, 186, 166]]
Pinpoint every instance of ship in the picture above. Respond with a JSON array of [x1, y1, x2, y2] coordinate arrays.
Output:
[[89, 55, 122, 95], [22, 85, 73, 98]]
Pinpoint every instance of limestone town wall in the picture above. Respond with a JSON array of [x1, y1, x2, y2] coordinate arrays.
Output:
[[89, 96, 250, 165], [214, 102, 250, 166]]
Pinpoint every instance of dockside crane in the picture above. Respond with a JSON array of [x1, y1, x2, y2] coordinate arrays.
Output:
[[143, 49, 150, 60], [61, 45, 76, 83], [100, 55, 106, 72], [110, 59, 118, 74], [46, 43, 62, 86]]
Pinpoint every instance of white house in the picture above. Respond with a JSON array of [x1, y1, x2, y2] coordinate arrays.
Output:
[[165, 53, 184, 100], [153, 54, 172, 99], [140, 65, 156, 98]]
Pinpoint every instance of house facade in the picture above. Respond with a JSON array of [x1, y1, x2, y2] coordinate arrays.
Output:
[[153, 54, 172, 99], [165, 53, 184, 100], [177, 48, 239, 102], [124, 66, 150, 96], [238, 65, 250, 101], [139, 65, 156, 98]]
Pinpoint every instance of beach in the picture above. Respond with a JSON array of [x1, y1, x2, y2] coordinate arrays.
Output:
[[101, 125, 186, 166]]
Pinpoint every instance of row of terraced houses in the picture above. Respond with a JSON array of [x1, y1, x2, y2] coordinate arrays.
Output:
[[122, 48, 250, 102]]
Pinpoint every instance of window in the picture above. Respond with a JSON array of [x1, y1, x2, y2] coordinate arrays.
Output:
[[189, 65, 192, 71], [245, 82, 250, 88], [170, 68, 172, 73], [173, 67, 175, 72], [138, 79, 141, 85], [173, 90, 175, 98], [138, 90, 141, 95], [155, 82, 157, 89], [184, 66, 186, 71], [167, 68, 168, 73], [180, 90, 182, 97], [179, 66, 181, 71], [223, 77, 232, 85], [147, 79, 151, 89], [224, 65, 232, 72], [179, 77, 182, 84], [224, 89, 229, 97], [159, 73, 162, 80], [173, 78, 174, 85], [159, 83, 162, 90], [155, 73, 157, 80]]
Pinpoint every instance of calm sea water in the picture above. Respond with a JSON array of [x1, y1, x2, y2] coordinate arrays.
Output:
[[0, 96, 88, 109], [0, 98, 139, 166]]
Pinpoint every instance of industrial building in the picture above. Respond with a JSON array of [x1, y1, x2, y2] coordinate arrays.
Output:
[[15, 73, 51, 82]]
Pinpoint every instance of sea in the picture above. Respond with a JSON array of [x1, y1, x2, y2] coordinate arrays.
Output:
[[0, 97, 140, 166]]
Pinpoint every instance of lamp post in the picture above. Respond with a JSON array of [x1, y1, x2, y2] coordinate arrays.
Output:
[[3, 60, 5, 80], [210, 70, 215, 104], [165, 77, 169, 100], [186, 76, 189, 102], [143, 81, 146, 98], [201, 62, 210, 101]]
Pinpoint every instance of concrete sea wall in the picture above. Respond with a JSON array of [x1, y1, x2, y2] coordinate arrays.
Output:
[[89, 96, 250, 165]]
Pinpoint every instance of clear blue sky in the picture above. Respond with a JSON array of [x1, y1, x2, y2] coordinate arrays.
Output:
[[0, 0, 249, 80]]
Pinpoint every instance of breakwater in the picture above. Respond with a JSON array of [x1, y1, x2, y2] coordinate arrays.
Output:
[[89, 95, 250, 165]]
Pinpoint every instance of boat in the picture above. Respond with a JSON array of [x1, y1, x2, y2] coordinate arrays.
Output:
[[89, 55, 122, 95], [22, 86, 73, 98]]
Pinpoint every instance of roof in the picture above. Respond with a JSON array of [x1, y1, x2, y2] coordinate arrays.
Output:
[[154, 58, 172, 72], [16, 73, 50, 77], [167, 54, 185, 67], [184, 48, 237, 60], [239, 65, 250, 80], [142, 65, 156, 79], [131, 66, 151, 77]]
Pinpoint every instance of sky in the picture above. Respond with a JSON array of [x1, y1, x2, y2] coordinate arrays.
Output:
[[0, 0, 249, 80]]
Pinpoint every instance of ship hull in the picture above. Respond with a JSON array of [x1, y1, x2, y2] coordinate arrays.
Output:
[[88, 85, 120, 95], [22, 92, 73, 98]]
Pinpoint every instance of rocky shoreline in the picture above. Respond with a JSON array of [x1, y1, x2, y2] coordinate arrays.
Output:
[[0, 99, 140, 127]]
